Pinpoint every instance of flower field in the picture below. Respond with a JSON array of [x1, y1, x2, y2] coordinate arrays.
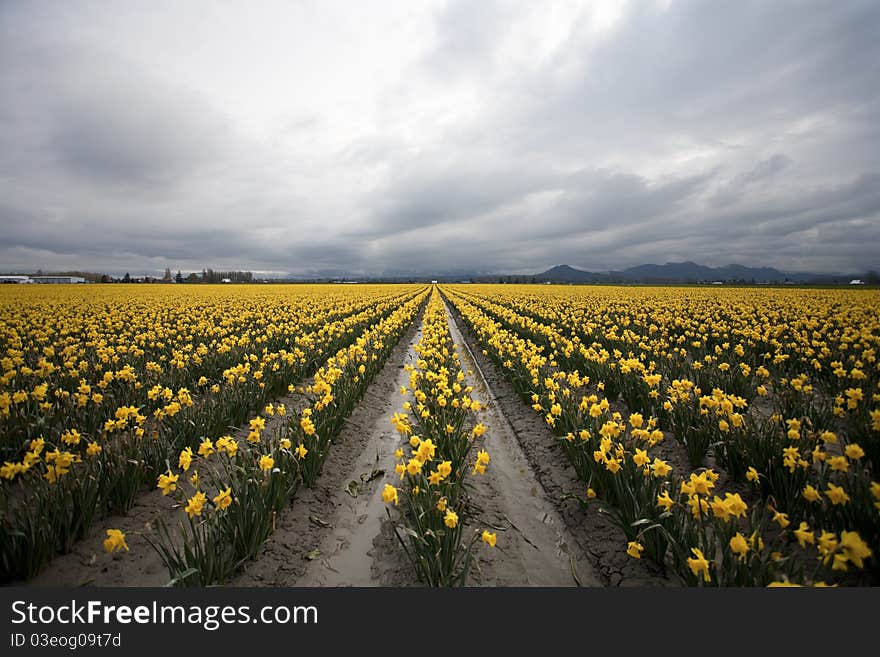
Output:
[[443, 284, 878, 586], [0, 283, 427, 582], [1, 282, 877, 587]]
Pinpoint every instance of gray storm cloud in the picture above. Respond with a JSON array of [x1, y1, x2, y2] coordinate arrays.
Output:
[[0, 0, 878, 277]]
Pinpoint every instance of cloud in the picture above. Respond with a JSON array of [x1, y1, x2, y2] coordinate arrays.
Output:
[[420, 0, 509, 80], [711, 154, 792, 206], [50, 73, 229, 189], [0, 0, 878, 276]]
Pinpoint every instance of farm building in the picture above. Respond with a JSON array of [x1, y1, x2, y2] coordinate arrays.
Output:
[[29, 276, 86, 284]]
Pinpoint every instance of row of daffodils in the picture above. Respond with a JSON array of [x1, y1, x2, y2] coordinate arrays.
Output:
[[0, 284, 426, 582], [383, 289, 496, 586], [146, 289, 428, 585], [442, 284, 877, 586]]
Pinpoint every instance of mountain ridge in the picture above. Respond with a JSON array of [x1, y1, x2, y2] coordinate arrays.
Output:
[[529, 262, 864, 284]]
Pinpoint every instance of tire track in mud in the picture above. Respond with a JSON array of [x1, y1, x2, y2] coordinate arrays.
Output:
[[263, 296, 652, 587], [442, 294, 672, 587], [233, 312, 423, 587], [443, 300, 600, 586], [243, 296, 609, 587]]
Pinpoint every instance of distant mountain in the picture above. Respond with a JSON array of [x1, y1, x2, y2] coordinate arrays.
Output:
[[611, 261, 803, 283], [612, 261, 716, 282], [536, 265, 611, 283], [715, 263, 796, 281], [531, 262, 858, 284]]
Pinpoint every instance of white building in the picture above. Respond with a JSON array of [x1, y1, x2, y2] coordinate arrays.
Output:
[[0, 275, 32, 284], [30, 276, 86, 284], [849, 279, 865, 285]]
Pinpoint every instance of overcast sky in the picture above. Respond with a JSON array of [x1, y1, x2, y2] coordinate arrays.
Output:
[[1, 0, 878, 277]]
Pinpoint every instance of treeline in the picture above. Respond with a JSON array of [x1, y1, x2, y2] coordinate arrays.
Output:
[[186, 269, 255, 284], [106, 269, 256, 283]]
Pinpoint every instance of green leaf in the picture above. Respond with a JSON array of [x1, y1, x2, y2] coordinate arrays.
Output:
[[166, 568, 199, 587]]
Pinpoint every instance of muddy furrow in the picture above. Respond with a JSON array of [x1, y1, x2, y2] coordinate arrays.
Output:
[[233, 313, 422, 587], [442, 300, 600, 586], [26, 305, 423, 588], [442, 296, 671, 587]]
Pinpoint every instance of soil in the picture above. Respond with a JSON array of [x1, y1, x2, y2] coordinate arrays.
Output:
[[443, 301, 599, 586], [232, 312, 424, 587], [25, 488, 178, 587], [442, 298, 672, 586]]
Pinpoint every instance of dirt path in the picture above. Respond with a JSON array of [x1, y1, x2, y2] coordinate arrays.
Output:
[[27, 307, 424, 588], [238, 295, 611, 588], [244, 299, 605, 587], [233, 314, 422, 587], [442, 300, 600, 586], [442, 296, 672, 587]]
